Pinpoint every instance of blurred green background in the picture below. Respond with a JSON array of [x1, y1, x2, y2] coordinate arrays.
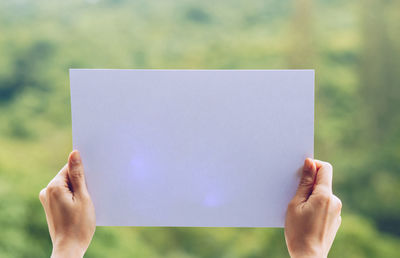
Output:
[[0, 0, 399, 257]]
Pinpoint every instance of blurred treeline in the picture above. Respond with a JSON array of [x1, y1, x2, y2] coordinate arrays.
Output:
[[0, 0, 399, 257]]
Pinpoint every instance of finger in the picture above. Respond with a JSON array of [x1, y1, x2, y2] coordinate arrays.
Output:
[[39, 188, 55, 238], [330, 195, 342, 215], [57, 163, 68, 177], [293, 158, 317, 203], [46, 164, 68, 190], [47, 166, 67, 192], [67, 150, 88, 196], [314, 160, 333, 194], [327, 215, 342, 249]]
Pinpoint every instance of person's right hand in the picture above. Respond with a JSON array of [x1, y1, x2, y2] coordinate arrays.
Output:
[[285, 158, 342, 258]]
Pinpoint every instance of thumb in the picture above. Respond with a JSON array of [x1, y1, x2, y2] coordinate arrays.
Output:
[[293, 158, 317, 203], [67, 150, 88, 196]]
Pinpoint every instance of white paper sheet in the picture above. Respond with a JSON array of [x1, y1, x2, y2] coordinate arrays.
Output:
[[70, 69, 314, 227]]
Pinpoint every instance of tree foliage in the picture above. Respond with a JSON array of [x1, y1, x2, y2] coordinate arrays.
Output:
[[0, 0, 399, 257]]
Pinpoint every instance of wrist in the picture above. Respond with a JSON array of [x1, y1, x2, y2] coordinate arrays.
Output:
[[291, 255, 324, 258], [289, 246, 325, 258], [290, 255, 325, 258], [51, 239, 86, 258]]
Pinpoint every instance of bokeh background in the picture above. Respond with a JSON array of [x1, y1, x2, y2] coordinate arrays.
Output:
[[0, 0, 399, 257]]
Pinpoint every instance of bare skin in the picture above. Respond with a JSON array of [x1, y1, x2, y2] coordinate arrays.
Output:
[[40, 152, 341, 257], [285, 158, 342, 258], [39, 150, 95, 258]]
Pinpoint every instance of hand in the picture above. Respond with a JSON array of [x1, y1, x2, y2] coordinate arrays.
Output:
[[39, 150, 95, 258], [285, 158, 342, 258]]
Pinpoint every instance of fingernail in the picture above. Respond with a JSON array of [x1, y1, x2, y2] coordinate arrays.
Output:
[[71, 150, 81, 165]]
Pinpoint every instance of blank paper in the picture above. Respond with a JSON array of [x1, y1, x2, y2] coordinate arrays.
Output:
[[70, 69, 314, 227]]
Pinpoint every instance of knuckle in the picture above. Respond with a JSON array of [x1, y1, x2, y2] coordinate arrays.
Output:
[[39, 188, 46, 202], [299, 175, 314, 187], [46, 184, 62, 197], [324, 162, 333, 171], [314, 192, 331, 206], [332, 195, 342, 211], [317, 185, 331, 194], [70, 169, 84, 180]]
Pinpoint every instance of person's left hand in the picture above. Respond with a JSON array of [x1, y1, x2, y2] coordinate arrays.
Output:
[[39, 150, 95, 258]]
